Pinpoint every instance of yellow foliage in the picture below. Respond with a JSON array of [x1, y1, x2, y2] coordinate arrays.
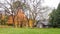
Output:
[[29, 19, 33, 28], [1, 15, 5, 20]]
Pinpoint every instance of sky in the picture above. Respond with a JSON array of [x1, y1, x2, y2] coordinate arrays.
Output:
[[43, 0, 60, 9]]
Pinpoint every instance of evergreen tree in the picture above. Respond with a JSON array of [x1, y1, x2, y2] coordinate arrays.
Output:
[[49, 3, 60, 28]]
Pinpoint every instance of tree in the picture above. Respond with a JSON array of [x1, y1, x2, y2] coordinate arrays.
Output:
[[0, 0, 50, 28], [0, 13, 8, 25], [22, 0, 50, 27], [49, 3, 60, 28], [0, 0, 27, 27]]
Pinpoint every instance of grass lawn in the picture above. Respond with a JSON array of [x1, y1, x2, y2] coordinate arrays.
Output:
[[0, 28, 60, 34]]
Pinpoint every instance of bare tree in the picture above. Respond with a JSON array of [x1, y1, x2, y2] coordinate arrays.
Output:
[[21, 0, 50, 20], [0, 0, 27, 27], [21, 0, 51, 27], [0, 0, 51, 27]]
